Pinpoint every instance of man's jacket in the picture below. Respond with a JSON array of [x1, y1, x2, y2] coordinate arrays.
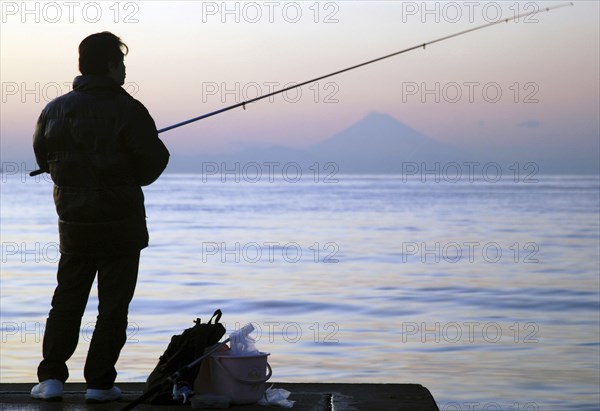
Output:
[[33, 75, 170, 255]]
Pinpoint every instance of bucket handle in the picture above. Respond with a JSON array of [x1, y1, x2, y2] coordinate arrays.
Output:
[[213, 358, 272, 385]]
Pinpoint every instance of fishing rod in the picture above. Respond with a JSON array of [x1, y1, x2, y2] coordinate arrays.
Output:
[[29, 2, 573, 177], [157, 2, 572, 134]]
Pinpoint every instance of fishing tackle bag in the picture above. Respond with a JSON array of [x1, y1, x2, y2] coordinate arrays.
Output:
[[144, 309, 226, 405]]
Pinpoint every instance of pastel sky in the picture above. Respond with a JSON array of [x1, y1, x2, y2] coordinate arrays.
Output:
[[1, 1, 598, 168]]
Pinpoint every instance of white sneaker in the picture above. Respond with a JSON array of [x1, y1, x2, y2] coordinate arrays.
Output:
[[85, 386, 122, 403], [31, 379, 63, 401]]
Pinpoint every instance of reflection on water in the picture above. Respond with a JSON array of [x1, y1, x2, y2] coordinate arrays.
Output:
[[1, 173, 599, 409]]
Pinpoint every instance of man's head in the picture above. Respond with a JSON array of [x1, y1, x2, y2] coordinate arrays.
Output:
[[79, 32, 128, 85]]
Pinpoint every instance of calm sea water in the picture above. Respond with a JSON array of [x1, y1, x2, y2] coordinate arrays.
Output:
[[1, 171, 599, 410]]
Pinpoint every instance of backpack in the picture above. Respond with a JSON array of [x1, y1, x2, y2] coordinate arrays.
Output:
[[145, 309, 226, 405]]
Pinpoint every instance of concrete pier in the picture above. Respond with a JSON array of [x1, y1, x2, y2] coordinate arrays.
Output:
[[1, 382, 439, 410]]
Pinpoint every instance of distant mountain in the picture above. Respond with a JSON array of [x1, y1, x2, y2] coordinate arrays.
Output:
[[170, 112, 472, 174], [303, 112, 469, 173]]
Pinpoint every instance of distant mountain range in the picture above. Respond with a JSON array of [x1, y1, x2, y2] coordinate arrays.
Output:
[[166, 112, 597, 174]]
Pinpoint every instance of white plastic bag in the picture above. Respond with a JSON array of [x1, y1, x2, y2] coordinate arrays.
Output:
[[257, 385, 295, 408], [229, 324, 260, 356]]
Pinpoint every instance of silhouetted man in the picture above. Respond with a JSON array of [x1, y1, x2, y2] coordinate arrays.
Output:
[[31, 32, 169, 403]]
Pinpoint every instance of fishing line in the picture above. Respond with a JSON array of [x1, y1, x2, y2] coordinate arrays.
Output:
[[29, 2, 573, 177]]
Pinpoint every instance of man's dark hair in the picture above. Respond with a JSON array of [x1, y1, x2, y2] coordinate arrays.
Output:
[[78, 32, 128, 76]]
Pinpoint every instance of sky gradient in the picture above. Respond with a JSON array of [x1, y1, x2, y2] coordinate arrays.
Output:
[[1, 0, 598, 171]]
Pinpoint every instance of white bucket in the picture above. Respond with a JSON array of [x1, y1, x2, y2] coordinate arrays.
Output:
[[209, 352, 272, 404]]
